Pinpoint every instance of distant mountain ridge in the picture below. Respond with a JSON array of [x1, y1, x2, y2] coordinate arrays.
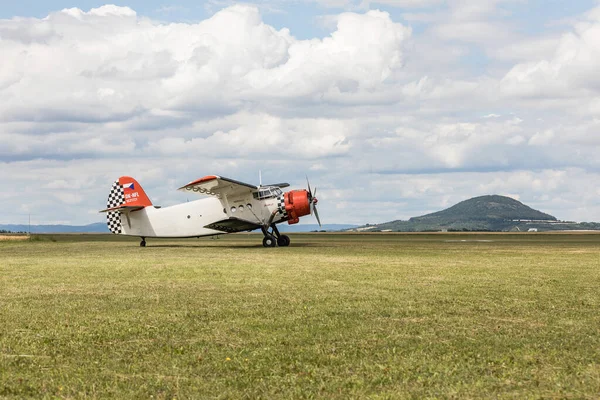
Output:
[[351, 195, 600, 232]]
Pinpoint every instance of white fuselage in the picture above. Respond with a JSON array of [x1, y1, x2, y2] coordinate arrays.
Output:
[[118, 194, 283, 238]]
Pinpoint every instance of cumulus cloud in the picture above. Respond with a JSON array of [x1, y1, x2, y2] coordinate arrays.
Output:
[[501, 5, 600, 98], [0, 5, 410, 126], [245, 10, 410, 96], [144, 112, 354, 158]]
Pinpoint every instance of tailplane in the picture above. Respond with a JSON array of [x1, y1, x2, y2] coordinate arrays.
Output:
[[100, 176, 152, 234]]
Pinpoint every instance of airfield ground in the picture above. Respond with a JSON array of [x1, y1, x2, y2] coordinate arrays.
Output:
[[1, 232, 599, 398], [0, 235, 29, 241]]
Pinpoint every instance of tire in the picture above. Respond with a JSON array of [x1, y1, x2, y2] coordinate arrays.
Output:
[[277, 235, 290, 247], [140, 240, 146, 247], [263, 236, 276, 247]]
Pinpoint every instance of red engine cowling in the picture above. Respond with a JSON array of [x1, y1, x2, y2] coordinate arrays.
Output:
[[284, 190, 311, 225]]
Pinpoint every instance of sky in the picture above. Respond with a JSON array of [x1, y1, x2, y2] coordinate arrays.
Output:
[[1, 0, 600, 226]]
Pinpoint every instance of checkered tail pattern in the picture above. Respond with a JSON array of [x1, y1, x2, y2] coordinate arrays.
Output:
[[277, 194, 288, 221], [106, 180, 125, 234]]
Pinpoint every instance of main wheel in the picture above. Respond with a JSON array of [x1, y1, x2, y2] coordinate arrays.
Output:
[[263, 235, 276, 247], [140, 239, 146, 247], [277, 235, 290, 247]]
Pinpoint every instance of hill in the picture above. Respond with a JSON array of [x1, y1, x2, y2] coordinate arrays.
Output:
[[410, 195, 555, 226], [352, 195, 600, 232]]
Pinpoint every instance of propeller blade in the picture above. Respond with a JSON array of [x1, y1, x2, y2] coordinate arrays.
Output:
[[306, 176, 320, 226], [314, 205, 321, 227], [306, 176, 312, 198]]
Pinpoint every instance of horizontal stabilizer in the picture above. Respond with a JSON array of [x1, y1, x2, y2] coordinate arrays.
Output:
[[99, 205, 145, 213]]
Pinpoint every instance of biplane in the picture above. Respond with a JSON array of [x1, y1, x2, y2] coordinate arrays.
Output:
[[100, 175, 320, 247]]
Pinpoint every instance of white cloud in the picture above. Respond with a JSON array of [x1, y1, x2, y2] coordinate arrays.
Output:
[[528, 130, 555, 146], [145, 112, 354, 158], [404, 0, 523, 47], [245, 10, 411, 95], [501, 5, 600, 98], [0, 5, 410, 123]]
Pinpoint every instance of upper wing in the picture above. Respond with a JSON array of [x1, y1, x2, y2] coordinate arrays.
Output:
[[263, 182, 290, 189], [178, 175, 258, 198]]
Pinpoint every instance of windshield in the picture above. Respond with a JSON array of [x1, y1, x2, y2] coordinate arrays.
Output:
[[253, 187, 283, 200]]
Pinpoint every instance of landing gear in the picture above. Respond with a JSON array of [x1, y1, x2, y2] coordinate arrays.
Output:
[[261, 225, 290, 247], [140, 237, 146, 247], [277, 235, 290, 247], [262, 235, 277, 247]]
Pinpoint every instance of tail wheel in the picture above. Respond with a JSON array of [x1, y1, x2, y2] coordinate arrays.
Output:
[[263, 235, 276, 248], [277, 235, 290, 247]]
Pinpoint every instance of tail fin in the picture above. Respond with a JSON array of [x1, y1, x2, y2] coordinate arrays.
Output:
[[101, 176, 152, 234]]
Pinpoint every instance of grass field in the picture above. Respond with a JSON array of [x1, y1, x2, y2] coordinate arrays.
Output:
[[1, 233, 600, 398]]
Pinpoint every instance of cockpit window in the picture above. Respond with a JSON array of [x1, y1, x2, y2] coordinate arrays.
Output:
[[252, 187, 283, 200]]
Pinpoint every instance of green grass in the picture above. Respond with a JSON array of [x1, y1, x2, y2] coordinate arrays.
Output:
[[1, 233, 600, 398]]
